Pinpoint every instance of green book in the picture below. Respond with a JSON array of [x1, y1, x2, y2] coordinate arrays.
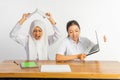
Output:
[[20, 61, 38, 68]]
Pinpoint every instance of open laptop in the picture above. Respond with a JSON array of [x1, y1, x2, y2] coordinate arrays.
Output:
[[27, 8, 49, 19], [86, 31, 100, 56]]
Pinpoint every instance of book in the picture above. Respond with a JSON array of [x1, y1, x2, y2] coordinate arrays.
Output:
[[41, 65, 71, 72], [20, 61, 38, 68]]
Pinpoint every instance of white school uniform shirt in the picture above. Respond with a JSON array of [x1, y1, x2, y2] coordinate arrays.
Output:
[[10, 20, 60, 60], [57, 37, 94, 56]]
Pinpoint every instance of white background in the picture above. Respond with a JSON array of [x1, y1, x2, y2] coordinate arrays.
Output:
[[0, 0, 120, 62]]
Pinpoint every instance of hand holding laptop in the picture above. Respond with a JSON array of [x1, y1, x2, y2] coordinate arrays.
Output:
[[27, 8, 49, 19], [86, 31, 100, 56]]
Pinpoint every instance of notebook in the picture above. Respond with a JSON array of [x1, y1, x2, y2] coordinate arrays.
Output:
[[41, 65, 71, 72], [20, 61, 38, 68]]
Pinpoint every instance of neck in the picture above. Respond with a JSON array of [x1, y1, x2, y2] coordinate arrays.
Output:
[[74, 40, 78, 44]]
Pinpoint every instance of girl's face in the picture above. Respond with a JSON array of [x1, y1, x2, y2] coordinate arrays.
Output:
[[32, 26, 43, 40], [68, 25, 80, 42]]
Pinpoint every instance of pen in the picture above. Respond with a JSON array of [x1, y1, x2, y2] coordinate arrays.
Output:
[[13, 61, 19, 65]]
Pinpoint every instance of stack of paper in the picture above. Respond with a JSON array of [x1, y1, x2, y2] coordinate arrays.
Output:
[[41, 65, 71, 72]]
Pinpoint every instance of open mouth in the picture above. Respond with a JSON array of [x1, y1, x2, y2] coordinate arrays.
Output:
[[35, 36, 41, 40]]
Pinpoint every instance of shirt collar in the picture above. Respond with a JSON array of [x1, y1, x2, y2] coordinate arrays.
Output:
[[68, 37, 81, 44]]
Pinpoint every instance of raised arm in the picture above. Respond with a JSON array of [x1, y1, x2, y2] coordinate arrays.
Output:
[[18, 13, 30, 25], [46, 13, 61, 45], [9, 13, 30, 47]]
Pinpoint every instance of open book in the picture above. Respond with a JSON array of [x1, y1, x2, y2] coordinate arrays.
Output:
[[86, 31, 100, 56]]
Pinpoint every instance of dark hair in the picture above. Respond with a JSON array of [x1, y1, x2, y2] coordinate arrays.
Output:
[[66, 20, 80, 32]]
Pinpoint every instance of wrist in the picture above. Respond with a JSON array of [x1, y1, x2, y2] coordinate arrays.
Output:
[[19, 18, 26, 25], [48, 18, 56, 25], [51, 22, 56, 26], [76, 55, 79, 59]]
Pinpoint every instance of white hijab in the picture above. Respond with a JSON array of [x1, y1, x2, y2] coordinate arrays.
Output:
[[28, 20, 48, 60]]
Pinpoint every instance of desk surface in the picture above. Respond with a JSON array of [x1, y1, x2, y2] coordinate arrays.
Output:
[[0, 60, 120, 79]]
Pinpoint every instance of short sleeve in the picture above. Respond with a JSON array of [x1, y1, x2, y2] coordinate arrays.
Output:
[[56, 39, 67, 55]]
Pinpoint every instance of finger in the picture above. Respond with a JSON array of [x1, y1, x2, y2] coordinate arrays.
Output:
[[103, 35, 107, 42], [80, 56, 84, 60], [45, 13, 48, 15], [46, 13, 51, 17], [25, 13, 30, 16], [81, 57, 84, 61], [45, 12, 50, 15], [27, 13, 30, 15], [81, 54, 86, 60], [83, 54, 86, 58]]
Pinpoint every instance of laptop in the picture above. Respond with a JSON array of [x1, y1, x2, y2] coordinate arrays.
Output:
[[27, 8, 49, 19], [86, 31, 100, 56]]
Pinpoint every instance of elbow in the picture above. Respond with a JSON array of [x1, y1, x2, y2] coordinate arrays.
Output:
[[9, 32, 13, 39], [57, 32, 62, 40], [56, 54, 63, 62], [9, 32, 16, 41], [54, 31, 62, 40]]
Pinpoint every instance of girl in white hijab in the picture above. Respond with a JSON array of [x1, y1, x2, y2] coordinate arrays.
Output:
[[10, 13, 60, 60], [29, 19, 48, 60]]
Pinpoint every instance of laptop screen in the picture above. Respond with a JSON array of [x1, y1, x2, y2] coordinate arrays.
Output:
[[86, 31, 100, 56]]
